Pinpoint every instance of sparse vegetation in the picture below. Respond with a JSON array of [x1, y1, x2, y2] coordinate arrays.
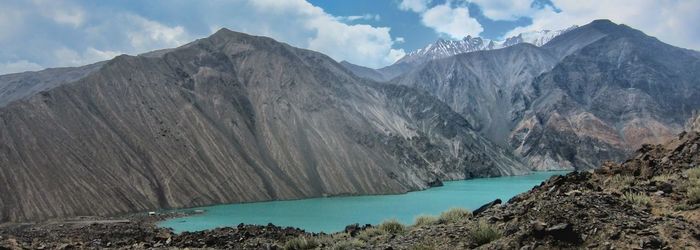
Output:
[[410, 243, 436, 250], [688, 184, 700, 204], [684, 168, 700, 204], [284, 236, 318, 250], [378, 219, 406, 235], [413, 214, 439, 227], [357, 227, 384, 241], [651, 174, 673, 183], [469, 220, 502, 246], [605, 175, 635, 191], [331, 239, 365, 250], [687, 167, 700, 180], [438, 207, 472, 223], [623, 192, 651, 207]]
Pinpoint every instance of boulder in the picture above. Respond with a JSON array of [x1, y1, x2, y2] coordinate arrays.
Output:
[[473, 199, 502, 216], [427, 178, 444, 187], [545, 223, 579, 243]]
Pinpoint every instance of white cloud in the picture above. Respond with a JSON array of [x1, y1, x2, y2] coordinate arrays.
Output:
[[121, 14, 189, 51], [421, 4, 483, 39], [399, 0, 432, 12], [53, 47, 122, 66], [470, 0, 535, 21], [504, 1, 700, 50], [0, 60, 43, 74], [211, 0, 404, 68], [32, 0, 85, 27], [0, 4, 26, 41], [0, 0, 405, 73], [337, 14, 381, 22], [397, 0, 483, 39]]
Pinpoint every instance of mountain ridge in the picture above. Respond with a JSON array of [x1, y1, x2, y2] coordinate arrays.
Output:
[[0, 28, 526, 222]]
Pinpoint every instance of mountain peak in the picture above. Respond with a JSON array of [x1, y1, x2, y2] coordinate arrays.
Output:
[[395, 26, 575, 66], [586, 19, 624, 33]]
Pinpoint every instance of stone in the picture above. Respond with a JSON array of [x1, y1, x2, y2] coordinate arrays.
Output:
[[545, 223, 579, 243], [427, 178, 444, 187], [344, 223, 361, 237], [473, 199, 503, 216]]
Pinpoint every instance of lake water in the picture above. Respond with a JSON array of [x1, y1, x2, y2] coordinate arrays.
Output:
[[159, 171, 568, 233]]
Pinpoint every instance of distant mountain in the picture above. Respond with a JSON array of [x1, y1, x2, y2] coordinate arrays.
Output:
[[393, 43, 558, 147], [0, 29, 526, 222], [393, 19, 700, 170], [0, 62, 104, 107], [343, 26, 576, 82], [397, 26, 577, 66]]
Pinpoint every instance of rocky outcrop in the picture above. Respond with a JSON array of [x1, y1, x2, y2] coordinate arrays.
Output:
[[0, 29, 526, 222], [686, 111, 700, 132]]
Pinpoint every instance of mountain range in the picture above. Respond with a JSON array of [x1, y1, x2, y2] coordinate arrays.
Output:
[[0, 29, 524, 222], [343, 26, 577, 82], [1, 19, 699, 222], [356, 19, 700, 170]]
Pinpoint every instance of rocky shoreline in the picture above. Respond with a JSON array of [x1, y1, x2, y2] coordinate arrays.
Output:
[[2, 132, 700, 249]]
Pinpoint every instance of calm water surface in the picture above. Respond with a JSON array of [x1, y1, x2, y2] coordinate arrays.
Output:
[[159, 171, 568, 233]]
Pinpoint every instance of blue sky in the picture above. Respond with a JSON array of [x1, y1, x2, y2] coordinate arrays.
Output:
[[1, 0, 698, 74]]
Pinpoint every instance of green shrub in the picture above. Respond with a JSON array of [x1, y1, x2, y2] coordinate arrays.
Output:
[[331, 239, 365, 250], [438, 207, 472, 223], [651, 174, 673, 183], [688, 185, 700, 204], [687, 167, 700, 180], [413, 214, 439, 227], [623, 192, 651, 207], [470, 221, 502, 246], [284, 236, 318, 250], [378, 219, 406, 235], [357, 227, 384, 242], [605, 175, 635, 191]]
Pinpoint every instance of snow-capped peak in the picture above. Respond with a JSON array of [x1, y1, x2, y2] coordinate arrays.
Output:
[[395, 26, 578, 65]]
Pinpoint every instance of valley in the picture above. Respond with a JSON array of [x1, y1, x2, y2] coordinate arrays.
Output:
[[0, 9, 699, 249]]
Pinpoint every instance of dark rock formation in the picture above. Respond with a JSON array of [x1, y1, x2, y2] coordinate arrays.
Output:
[[426, 178, 443, 187], [0, 28, 526, 222], [472, 198, 501, 216]]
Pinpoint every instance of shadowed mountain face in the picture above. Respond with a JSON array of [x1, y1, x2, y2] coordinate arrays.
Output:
[[390, 20, 700, 170], [515, 20, 700, 170], [0, 29, 525, 222], [392, 44, 558, 146]]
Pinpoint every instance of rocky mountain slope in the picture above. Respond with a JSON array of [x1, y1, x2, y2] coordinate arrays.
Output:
[[514, 20, 700, 170], [0, 29, 526, 222], [392, 43, 558, 147], [343, 26, 575, 82], [0, 62, 104, 107], [391, 20, 700, 170]]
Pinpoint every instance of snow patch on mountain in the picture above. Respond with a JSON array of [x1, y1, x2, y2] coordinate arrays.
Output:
[[396, 26, 578, 65]]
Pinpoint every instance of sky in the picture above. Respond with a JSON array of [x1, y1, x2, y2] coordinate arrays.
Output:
[[1, 0, 699, 74]]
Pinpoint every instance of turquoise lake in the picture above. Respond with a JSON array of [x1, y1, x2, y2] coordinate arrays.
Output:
[[159, 171, 568, 233]]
